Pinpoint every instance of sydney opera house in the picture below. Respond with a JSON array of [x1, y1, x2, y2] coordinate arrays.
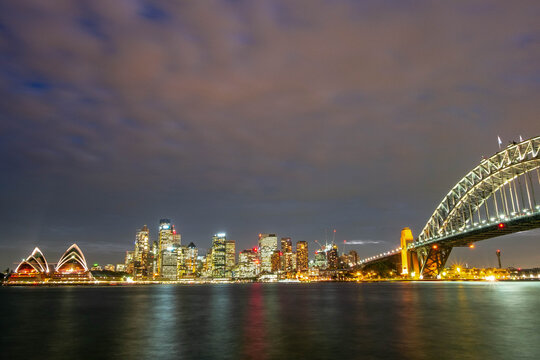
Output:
[[9, 244, 94, 283]]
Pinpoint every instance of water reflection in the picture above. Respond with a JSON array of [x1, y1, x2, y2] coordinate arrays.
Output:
[[1, 283, 540, 360]]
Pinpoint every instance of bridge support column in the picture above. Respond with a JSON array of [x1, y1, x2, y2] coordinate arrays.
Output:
[[417, 245, 452, 279], [400, 228, 414, 276]]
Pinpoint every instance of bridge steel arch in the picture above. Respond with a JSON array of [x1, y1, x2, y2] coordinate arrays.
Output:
[[358, 136, 540, 279], [413, 136, 540, 277]]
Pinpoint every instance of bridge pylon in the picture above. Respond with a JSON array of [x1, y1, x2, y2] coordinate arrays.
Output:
[[400, 228, 419, 277]]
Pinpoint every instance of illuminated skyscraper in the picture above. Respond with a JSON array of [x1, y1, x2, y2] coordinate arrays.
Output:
[[212, 233, 227, 278], [259, 234, 278, 273], [271, 250, 281, 272], [158, 219, 181, 280], [125, 251, 134, 274], [177, 245, 187, 278], [327, 244, 339, 270], [237, 248, 260, 278], [281, 237, 294, 272], [281, 237, 292, 253], [185, 242, 198, 276], [225, 240, 236, 275], [315, 250, 327, 269], [296, 241, 308, 272], [134, 225, 150, 278], [151, 240, 158, 276]]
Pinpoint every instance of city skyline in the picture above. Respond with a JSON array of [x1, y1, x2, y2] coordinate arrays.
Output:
[[1, 1, 540, 270]]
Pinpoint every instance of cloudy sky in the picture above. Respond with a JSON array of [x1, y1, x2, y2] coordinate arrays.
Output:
[[1, 0, 539, 269]]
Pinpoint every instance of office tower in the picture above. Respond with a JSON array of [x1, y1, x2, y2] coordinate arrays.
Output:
[[158, 219, 181, 280], [327, 244, 339, 270], [134, 225, 150, 278], [125, 251, 134, 274], [281, 237, 292, 253], [296, 241, 308, 272], [151, 241, 158, 277], [212, 233, 227, 278], [177, 245, 187, 278], [225, 240, 236, 274], [238, 248, 260, 278], [315, 251, 327, 269], [348, 250, 358, 266], [185, 242, 198, 276], [271, 250, 281, 273], [259, 234, 278, 273], [281, 237, 294, 272]]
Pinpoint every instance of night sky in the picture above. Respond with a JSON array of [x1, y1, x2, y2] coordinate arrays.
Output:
[[1, 1, 539, 269]]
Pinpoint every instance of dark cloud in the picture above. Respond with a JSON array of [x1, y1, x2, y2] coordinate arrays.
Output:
[[0, 0, 539, 268]]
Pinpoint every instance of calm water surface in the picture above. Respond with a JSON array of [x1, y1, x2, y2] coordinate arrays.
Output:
[[1, 282, 539, 360]]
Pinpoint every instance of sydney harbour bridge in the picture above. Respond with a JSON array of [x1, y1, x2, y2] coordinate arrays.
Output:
[[360, 135, 540, 278]]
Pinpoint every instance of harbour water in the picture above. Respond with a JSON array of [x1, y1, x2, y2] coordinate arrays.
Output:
[[1, 282, 539, 360]]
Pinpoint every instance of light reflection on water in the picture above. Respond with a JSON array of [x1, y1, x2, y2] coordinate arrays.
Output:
[[1, 282, 540, 360]]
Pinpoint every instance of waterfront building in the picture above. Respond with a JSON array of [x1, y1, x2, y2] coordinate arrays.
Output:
[[10, 247, 49, 281], [212, 233, 227, 278], [259, 234, 278, 273], [296, 241, 308, 272], [53, 244, 93, 281], [134, 225, 150, 278], [225, 240, 236, 275], [10, 245, 93, 282]]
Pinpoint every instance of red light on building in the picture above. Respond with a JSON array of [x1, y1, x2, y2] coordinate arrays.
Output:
[[253, 247, 258, 253], [279, 251, 283, 256], [498, 223, 505, 229], [432, 244, 438, 250]]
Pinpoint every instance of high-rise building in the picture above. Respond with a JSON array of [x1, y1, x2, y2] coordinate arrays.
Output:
[[225, 240, 236, 274], [259, 234, 278, 273], [281, 237, 292, 253], [281, 237, 294, 272], [237, 248, 260, 278], [151, 241, 158, 277], [315, 250, 327, 269], [327, 244, 339, 270], [296, 241, 308, 272], [134, 225, 150, 278], [177, 245, 187, 278], [212, 233, 227, 278], [125, 251, 134, 274], [185, 242, 198, 276], [158, 219, 181, 280], [271, 250, 281, 273]]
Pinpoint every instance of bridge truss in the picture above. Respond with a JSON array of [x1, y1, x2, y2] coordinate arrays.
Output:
[[360, 136, 540, 277]]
